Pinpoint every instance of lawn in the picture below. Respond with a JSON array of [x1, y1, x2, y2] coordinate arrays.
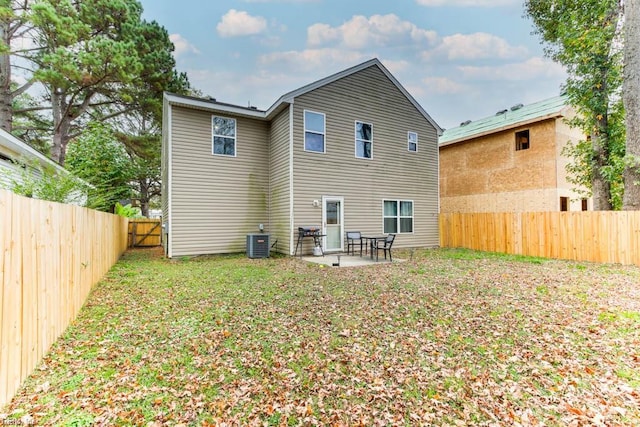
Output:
[[2, 248, 640, 426]]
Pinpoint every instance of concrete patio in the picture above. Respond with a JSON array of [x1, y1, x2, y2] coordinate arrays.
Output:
[[301, 252, 403, 267]]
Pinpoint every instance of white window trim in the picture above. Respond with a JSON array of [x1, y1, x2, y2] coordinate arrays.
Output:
[[303, 110, 326, 154], [355, 120, 373, 160], [212, 115, 237, 157], [382, 199, 415, 234], [408, 131, 418, 152]]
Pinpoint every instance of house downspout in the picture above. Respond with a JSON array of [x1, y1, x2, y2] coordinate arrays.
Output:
[[166, 102, 173, 258], [289, 102, 295, 255]]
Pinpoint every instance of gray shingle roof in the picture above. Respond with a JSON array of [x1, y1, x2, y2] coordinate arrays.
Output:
[[439, 95, 568, 146]]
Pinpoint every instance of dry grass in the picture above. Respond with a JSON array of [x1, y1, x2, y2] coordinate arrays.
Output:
[[2, 247, 640, 426]]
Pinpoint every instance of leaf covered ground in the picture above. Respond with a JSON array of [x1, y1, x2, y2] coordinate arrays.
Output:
[[3, 248, 640, 426]]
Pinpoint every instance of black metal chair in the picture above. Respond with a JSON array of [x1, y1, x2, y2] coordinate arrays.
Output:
[[372, 234, 396, 262], [346, 231, 363, 256]]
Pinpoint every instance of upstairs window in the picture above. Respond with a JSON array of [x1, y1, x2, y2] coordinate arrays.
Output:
[[212, 116, 236, 156], [383, 200, 413, 234], [355, 121, 373, 159], [304, 110, 325, 153], [515, 129, 530, 151], [408, 131, 418, 152]]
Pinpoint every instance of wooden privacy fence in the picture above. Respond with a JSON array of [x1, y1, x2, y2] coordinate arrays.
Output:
[[0, 189, 129, 407], [440, 211, 640, 266], [128, 218, 161, 247]]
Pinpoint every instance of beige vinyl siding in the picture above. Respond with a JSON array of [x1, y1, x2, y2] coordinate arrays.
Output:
[[161, 102, 170, 253], [169, 106, 269, 256], [0, 151, 19, 190], [268, 106, 292, 254], [291, 65, 439, 251]]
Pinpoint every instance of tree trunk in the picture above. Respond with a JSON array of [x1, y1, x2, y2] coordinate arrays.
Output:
[[52, 119, 71, 166], [138, 178, 149, 217], [592, 126, 613, 210], [623, 0, 640, 210], [0, 19, 12, 133]]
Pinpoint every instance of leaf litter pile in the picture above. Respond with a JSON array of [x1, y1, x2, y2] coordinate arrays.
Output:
[[3, 248, 640, 426]]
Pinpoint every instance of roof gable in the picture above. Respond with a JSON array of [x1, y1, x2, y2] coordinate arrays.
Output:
[[439, 96, 568, 146], [266, 58, 442, 133], [164, 58, 442, 133]]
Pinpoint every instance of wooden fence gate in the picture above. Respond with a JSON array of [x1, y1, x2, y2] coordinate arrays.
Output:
[[128, 218, 162, 247]]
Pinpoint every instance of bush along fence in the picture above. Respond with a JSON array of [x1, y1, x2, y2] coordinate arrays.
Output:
[[440, 211, 640, 266], [0, 189, 129, 407]]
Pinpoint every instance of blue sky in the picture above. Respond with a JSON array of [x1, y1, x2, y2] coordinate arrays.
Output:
[[138, 0, 566, 130]]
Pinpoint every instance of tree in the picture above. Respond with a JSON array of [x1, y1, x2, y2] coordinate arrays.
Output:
[[65, 122, 134, 212], [29, 0, 145, 165], [118, 131, 161, 217], [107, 19, 190, 216], [525, 0, 625, 210], [0, 0, 37, 133], [622, 0, 640, 210]]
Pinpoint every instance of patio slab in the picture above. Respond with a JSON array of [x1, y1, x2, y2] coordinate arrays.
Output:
[[301, 252, 403, 267]]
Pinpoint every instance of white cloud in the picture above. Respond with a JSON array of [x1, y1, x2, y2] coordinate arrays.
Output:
[[416, 0, 517, 6], [242, 0, 318, 2], [422, 76, 466, 94], [259, 48, 370, 73], [380, 59, 410, 75], [307, 14, 437, 49], [458, 57, 566, 81], [216, 9, 267, 37], [169, 34, 200, 57], [426, 32, 528, 61]]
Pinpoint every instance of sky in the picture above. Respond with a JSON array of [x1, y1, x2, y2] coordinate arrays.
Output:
[[138, 0, 567, 130]]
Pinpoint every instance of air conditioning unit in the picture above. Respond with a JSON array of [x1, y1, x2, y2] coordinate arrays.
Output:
[[247, 234, 270, 258]]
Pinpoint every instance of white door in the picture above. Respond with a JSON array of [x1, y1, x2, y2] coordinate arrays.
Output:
[[322, 196, 344, 252]]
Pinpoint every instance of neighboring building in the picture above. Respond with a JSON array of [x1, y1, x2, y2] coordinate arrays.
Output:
[[0, 128, 85, 205], [162, 58, 442, 257], [439, 96, 590, 213]]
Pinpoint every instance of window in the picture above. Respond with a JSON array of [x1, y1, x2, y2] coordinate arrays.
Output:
[[355, 121, 373, 159], [581, 198, 588, 211], [515, 129, 530, 151], [383, 200, 413, 234], [304, 110, 325, 153], [408, 131, 418, 152], [212, 116, 236, 156], [560, 196, 569, 211]]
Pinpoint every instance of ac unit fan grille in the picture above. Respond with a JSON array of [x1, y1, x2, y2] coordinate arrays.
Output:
[[247, 234, 270, 258]]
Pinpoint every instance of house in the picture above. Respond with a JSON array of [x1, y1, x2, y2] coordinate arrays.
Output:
[[161, 58, 442, 258], [439, 96, 589, 213], [0, 128, 85, 205]]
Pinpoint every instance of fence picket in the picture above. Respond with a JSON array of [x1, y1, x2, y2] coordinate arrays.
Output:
[[0, 189, 128, 407], [440, 211, 640, 266]]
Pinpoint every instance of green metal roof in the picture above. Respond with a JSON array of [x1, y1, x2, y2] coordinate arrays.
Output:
[[439, 95, 568, 146]]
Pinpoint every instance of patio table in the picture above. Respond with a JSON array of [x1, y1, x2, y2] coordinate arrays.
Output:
[[361, 235, 387, 259]]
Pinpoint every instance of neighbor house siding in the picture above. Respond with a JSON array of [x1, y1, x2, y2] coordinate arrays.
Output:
[[268, 106, 292, 254], [290, 65, 439, 252], [170, 106, 269, 256], [0, 149, 20, 190]]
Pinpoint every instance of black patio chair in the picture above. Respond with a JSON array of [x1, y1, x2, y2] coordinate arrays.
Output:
[[372, 234, 396, 262], [346, 231, 363, 256]]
